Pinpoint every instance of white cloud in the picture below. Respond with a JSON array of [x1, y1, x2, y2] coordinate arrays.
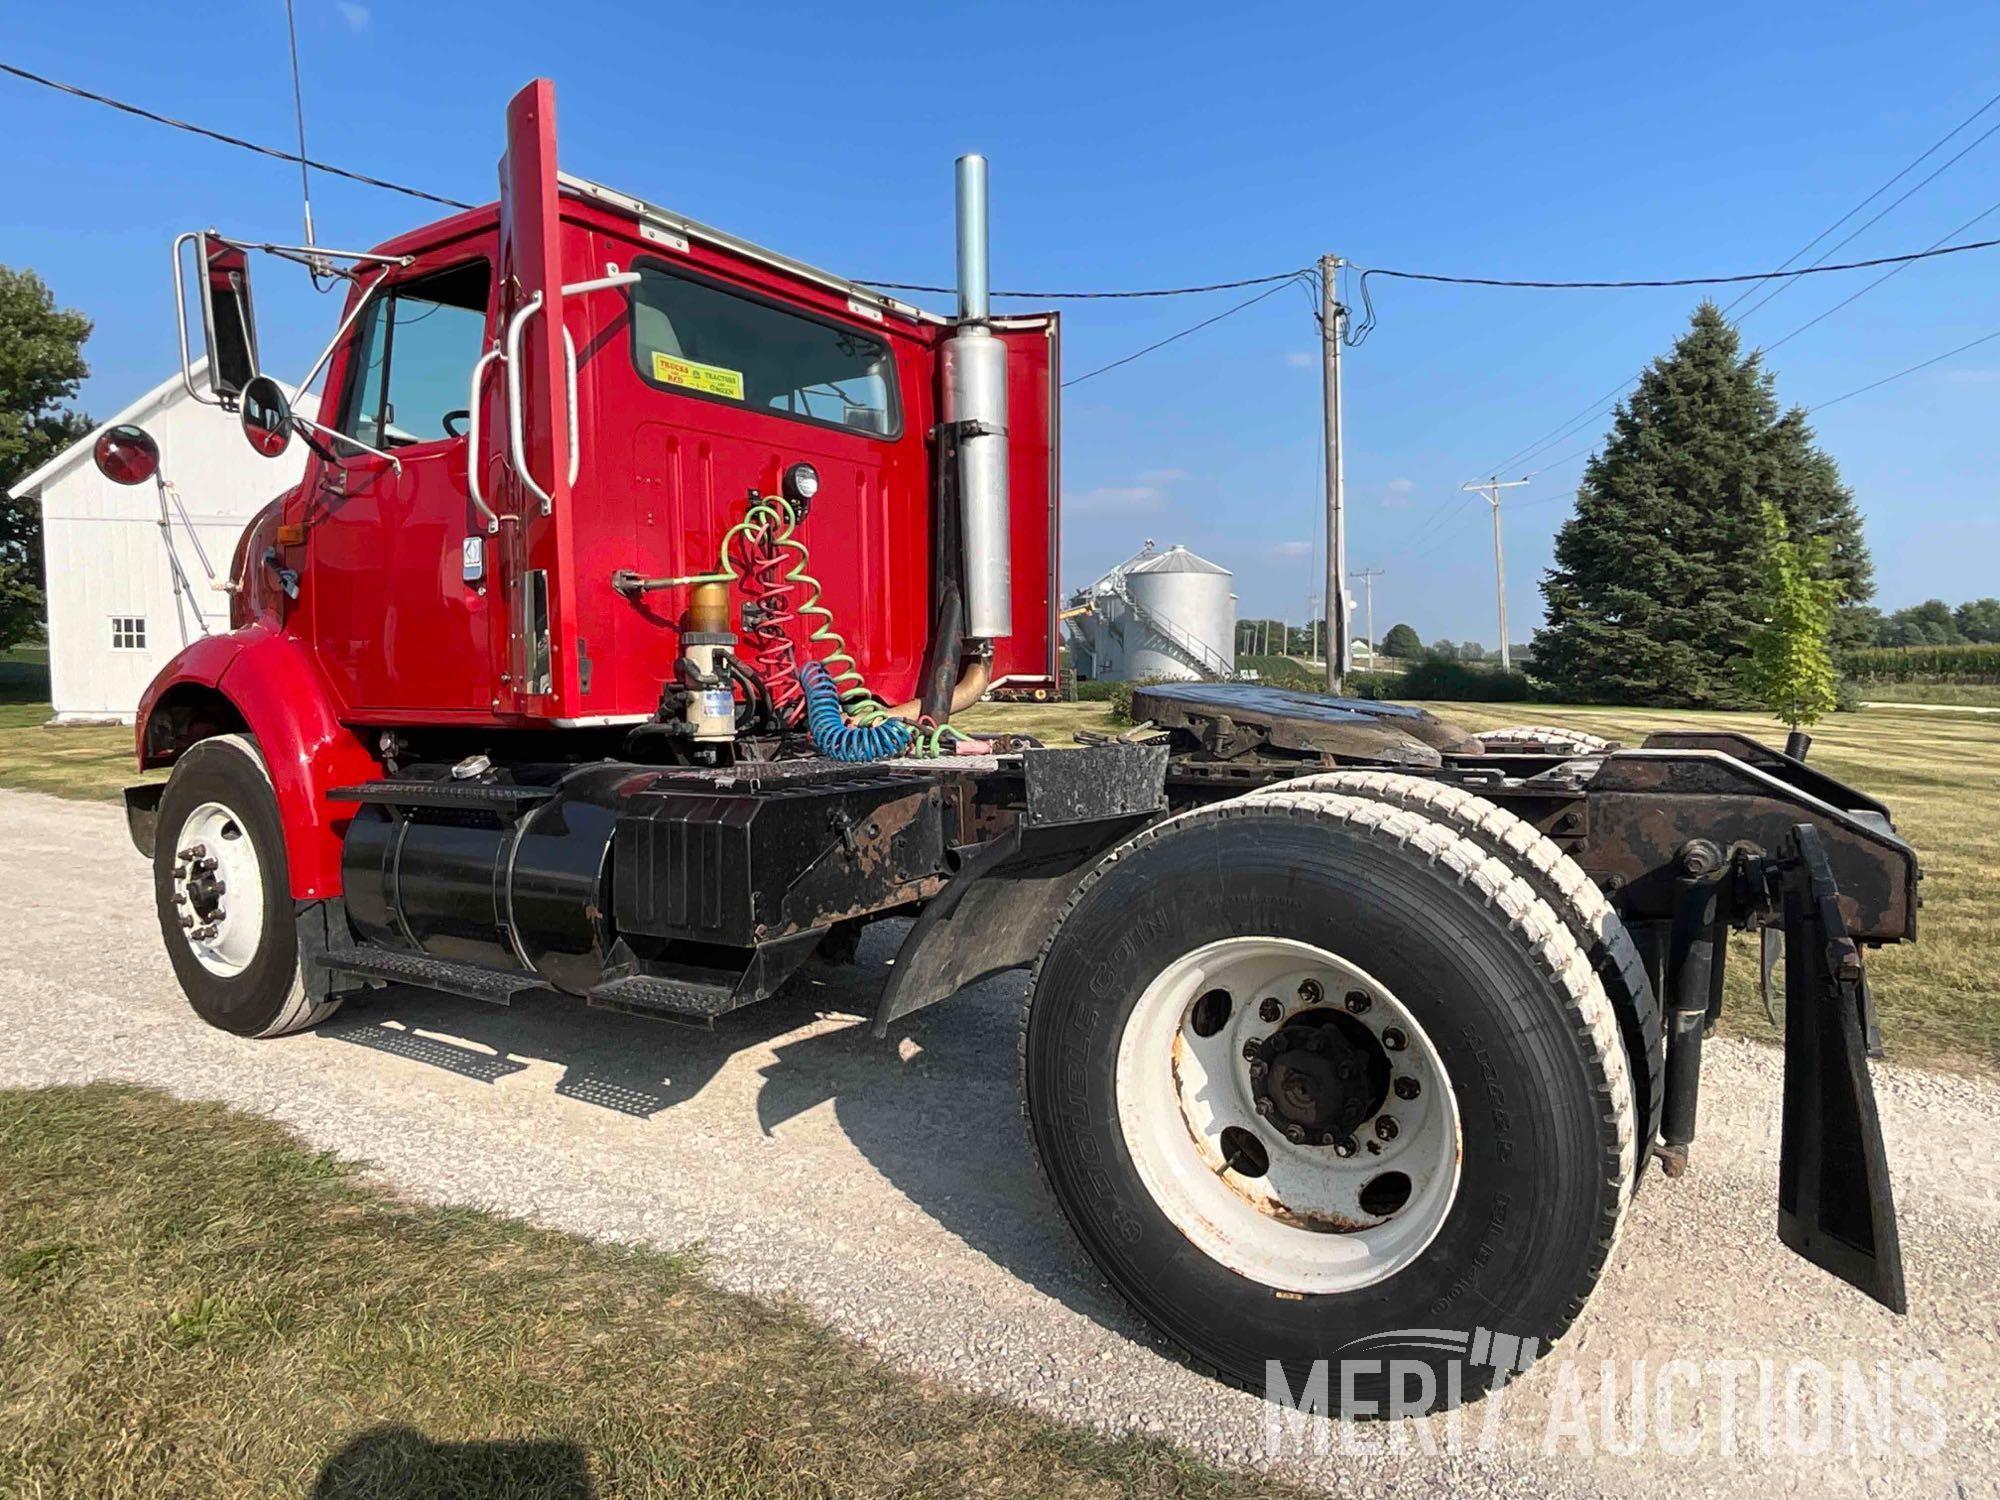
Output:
[[1070, 485, 1161, 512], [1285, 351, 1315, 369], [1387, 477, 1415, 493], [1137, 467, 1188, 485], [1382, 477, 1416, 509], [1272, 539, 1312, 558], [337, 2, 371, 30]]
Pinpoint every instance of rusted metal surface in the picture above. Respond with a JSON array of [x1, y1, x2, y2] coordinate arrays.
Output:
[[1578, 751, 1918, 942], [1130, 683, 1449, 766]]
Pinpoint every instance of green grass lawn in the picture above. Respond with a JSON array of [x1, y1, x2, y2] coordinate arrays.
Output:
[[1853, 681, 2000, 708], [0, 1083, 1295, 1500], [3, 690, 1989, 1074]]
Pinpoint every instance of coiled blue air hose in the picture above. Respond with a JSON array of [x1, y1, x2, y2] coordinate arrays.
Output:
[[800, 660, 914, 761]]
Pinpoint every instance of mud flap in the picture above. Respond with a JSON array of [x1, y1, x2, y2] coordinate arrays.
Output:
[[1777, 823, 1908, 1313]]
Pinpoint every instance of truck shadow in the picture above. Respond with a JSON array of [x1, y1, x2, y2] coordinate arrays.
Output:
[[313, 923, 1153, 1344], [312, 1424, 591, 1498]]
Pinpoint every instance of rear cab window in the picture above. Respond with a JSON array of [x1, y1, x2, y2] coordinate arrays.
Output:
[[627, 260, 899, 438]]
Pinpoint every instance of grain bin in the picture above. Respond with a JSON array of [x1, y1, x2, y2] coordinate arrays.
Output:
[[1122, 544, 1235, 681]]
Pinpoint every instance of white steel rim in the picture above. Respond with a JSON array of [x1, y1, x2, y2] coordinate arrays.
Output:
[[171, 800, 266, 978], [1115, 936, 1463, 1294]]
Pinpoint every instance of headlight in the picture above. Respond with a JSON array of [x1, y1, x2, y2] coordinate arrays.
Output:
[[782, 461, 820, 509]]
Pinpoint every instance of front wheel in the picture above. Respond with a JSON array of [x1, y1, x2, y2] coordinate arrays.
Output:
[[152, 734, 339, 1038], [1021, 793, 1633, 1410]]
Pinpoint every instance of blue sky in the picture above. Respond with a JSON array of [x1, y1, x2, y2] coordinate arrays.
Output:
[[3, 1, 1995, 645]]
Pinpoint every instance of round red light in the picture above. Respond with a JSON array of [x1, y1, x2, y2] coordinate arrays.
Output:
[[93, 424, 161, 486]]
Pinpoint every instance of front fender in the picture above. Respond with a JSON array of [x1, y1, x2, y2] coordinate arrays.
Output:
[[136, 626, 380, 901]]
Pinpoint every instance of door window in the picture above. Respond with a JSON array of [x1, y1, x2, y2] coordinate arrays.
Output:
[[337, 260, 491, 450]]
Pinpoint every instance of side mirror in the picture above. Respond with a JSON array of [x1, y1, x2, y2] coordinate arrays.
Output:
[[92, 424, 161, 486], [239, 375, 294, 458], [196, 233, 260, 400]]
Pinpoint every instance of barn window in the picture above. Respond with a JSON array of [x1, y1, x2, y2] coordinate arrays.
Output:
[[110, 616, 147, 650]]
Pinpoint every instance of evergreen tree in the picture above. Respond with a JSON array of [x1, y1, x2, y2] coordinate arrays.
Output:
[[1738, 502, 1840, 729], [1534, 303, 1874, 705], [0, 266, 93, 651]]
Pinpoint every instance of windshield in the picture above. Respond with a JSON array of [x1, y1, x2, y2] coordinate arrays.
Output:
[[628, 262, 899, 438]]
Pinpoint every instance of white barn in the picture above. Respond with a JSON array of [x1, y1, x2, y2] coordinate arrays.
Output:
[[8, 364, 307, 724]]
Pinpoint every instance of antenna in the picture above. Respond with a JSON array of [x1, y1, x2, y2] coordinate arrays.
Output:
[[282, 0, 331, 280]]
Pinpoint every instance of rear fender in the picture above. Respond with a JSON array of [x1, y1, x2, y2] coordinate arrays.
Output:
[[135, 626, 381, 900]]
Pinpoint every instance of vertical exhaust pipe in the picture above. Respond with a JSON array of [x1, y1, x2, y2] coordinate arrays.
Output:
[[944, 153, 1012, 640]]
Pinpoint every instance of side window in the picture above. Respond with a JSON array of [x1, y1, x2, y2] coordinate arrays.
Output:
[[629, 263, 900, 438], [338, 260, 491, 450]]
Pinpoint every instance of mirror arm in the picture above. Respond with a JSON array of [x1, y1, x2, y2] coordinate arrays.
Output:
[[293, 411, 402, 474], [292, 271, 393, 405]]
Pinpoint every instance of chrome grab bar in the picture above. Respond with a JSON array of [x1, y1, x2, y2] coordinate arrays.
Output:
[[500, 269, 640, 515], [465, 347, 505, 534]]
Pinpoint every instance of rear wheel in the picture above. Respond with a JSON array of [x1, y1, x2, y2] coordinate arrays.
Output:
[[1246, 770, 1663, 1169], [1022, 793, 1633, 1409], [152, 734, 339, 1038]]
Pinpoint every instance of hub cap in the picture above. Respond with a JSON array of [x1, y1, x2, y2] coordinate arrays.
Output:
[[171, 801, 264, 977], [1114, 936, 1462, 1293]]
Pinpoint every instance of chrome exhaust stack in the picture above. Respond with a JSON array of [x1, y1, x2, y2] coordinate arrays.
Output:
[[944, 153, 1012, 641]]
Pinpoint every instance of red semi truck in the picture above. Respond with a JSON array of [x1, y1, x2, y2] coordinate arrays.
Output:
[[106, 79, 1913, 1411]]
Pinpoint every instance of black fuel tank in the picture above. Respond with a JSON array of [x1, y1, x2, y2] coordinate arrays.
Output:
[[341, 764, 646, 994]]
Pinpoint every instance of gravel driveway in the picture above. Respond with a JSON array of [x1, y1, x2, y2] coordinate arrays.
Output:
[[2, 788, 1993, 1497]]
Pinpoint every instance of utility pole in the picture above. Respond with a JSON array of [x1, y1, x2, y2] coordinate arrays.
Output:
[[1460, 477, 1529, 670], [1320, 252, 1348, 693], [1349, 567, 1383, 669]]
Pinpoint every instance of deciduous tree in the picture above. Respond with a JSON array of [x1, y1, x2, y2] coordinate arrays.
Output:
[[0, 265, 93, 651]]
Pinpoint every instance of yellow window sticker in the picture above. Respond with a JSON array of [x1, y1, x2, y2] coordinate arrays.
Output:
[[651, 351, 745, 401]]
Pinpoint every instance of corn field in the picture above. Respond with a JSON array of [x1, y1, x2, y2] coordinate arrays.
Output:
[[1840, 642, 2000, 683]]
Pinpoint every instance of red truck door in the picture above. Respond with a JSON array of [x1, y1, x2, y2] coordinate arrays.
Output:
[[306, 236, 500, 713]]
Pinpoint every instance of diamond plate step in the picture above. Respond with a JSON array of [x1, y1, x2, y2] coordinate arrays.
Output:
[[587, 972, 748, 1023], [319, 946, 549, 1005]]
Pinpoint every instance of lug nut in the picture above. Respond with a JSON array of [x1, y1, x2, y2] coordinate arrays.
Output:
[[1382, 1026, 1408, 1051], [1297, 978, 1323, 1006], [1258, 997, 1283, 1023], [1254, 1096, 1275, 1118], [1375, 1116, 1399, 1141], [173, 893, 187, 906], [211, 881, 226, 896], [1332, 1137, 1358, 1158], [1283, 1122, 1307, 1144], [1345, 990, 1372, 1014], [1247, 1059, 1269, 1082], [1394, 1077, 1421, 1100], [1241, 1039, 1261, 1062], [179, 915, 194, 929]]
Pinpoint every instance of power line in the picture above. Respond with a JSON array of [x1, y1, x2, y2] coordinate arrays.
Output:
[[1479, 88, 2000, 480], [0, 61, 474, 210], [1061, 275, 1309, 387], [1763, 193, 2000, 355], [1720, 87, 2000, 319], [1807, 325, 2000, 413]]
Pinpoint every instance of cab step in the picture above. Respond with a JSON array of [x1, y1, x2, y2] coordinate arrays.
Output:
[[587, 930, 826, 1027], [318, 945, 551, 1005]]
